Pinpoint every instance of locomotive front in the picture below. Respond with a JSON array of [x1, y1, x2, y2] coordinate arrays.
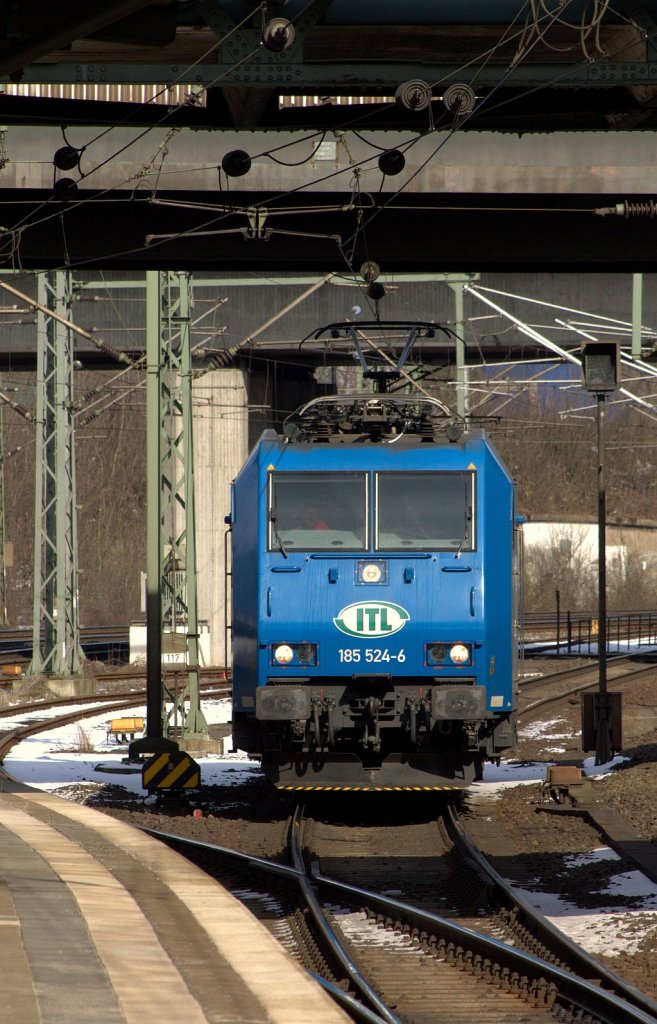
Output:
[[230, 393, 519, 791]]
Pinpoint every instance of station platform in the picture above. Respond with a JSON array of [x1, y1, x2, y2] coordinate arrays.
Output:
[[0, 778, 348, 1024]]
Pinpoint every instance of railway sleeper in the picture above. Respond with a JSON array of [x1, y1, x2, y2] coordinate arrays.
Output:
[[441, 941, 558, 1012], [499, 906, 569, 970]]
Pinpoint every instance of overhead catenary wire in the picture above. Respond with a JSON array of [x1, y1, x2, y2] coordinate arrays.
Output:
[[466, 283, 657, 424]]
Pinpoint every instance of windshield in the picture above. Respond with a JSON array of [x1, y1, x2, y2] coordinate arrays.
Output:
[[269, 472, 368, 551], [375, 471, 474, 551]]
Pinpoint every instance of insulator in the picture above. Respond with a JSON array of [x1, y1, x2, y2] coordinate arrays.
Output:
[[395, 79, 431, 112], [366, 281, 386, 300], [262, 17, 295, 52], [378, 148, 405, 176], [360, 260, 380, 283], [621, 200, 657, 219], [443, 83, 476, 116], [53, 177, 78, 201], [221, 150, 252, 177], [53, 146, 80, 170]]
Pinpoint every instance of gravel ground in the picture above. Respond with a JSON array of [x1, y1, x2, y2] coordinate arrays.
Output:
[[512, 656, 657, 840]]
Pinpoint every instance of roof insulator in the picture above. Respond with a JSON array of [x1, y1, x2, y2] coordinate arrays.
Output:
[[395, 80, 431, 112], [262, 18, 296, 52], [443, 83, 476, 117]]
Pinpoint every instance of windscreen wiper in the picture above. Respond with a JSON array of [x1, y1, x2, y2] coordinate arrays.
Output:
[[455, 505, 472, 559], [270, 512, 288, 559]]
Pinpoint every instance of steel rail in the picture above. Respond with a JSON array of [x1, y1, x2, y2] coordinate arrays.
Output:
[[0, 697, 159, 761], [141, 823, 397, 1024], [518, 654, 633, 693], [446, 803, 657, 1021], [289, 805, 403, 1024], [519, 662, 657, 723], [0, 684, 230, 722], [142, 825, 657, 1024]]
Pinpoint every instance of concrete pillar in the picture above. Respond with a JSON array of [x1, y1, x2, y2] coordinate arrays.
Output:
[[194, 368, 249, 667]]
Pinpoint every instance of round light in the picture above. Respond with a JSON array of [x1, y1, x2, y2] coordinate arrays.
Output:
[[449, 643, 470, 665], [428, 643, 446, 663], [274, 644, 294, 664], [362, 563, 382, 583]]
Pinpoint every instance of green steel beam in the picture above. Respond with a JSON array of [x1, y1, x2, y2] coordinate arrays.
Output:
[[76, 273, 445, 290]]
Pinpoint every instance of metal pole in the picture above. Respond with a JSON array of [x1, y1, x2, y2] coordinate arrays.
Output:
[[447, 275, 477, 422], [0, 401, 6, 625], [145, 271, 163, 738], [632, 273, 643, 360], [595, 394, 612, 764], [555, 589, 560, 657], [454, 281, 468, 421]]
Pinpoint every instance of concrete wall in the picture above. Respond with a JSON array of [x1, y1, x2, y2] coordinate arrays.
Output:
[[194, 367, 249, 667], [7, 125, 657, 196]]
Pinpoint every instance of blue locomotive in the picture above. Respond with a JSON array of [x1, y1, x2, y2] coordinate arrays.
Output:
[[228, 325, 520, 791]]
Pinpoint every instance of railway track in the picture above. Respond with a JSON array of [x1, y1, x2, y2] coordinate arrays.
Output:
[[0, 680, 230, 725], [2, 685, 657, 1021], [145, 804, 657, 1024], [517, 658, 657, 725]]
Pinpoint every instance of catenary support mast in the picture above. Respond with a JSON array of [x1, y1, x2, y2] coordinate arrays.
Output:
[[150, 270, 208, 742], [29, 271, 83, 676]]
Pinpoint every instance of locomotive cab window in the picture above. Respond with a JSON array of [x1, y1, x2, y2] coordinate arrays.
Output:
[[269, 472, 368, 550], [375, 471, 475, 551]]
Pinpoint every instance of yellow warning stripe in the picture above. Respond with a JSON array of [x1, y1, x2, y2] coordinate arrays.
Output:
[[164, 756, 198, 788], [143, 753, 200, 789], [276, 783, 462, 791], [143, 753, 169, 787]]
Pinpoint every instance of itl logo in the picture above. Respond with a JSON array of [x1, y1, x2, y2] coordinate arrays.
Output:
[[333, 601, 410, 638]]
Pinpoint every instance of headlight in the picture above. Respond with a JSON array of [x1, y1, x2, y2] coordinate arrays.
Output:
[[271, 643, 318, 667], [426, 642, 472, 666], [274, 644, 294, 664], [449, 643, 470, 665], [357, 558, 387, 584]]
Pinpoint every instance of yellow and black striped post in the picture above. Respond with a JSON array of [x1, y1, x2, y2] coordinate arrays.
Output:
[[142, 749, 200, 791]]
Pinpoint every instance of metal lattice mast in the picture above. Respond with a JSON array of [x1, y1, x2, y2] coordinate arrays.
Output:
[[150, 270, 208, 740], [29, 271, 83, 676]]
